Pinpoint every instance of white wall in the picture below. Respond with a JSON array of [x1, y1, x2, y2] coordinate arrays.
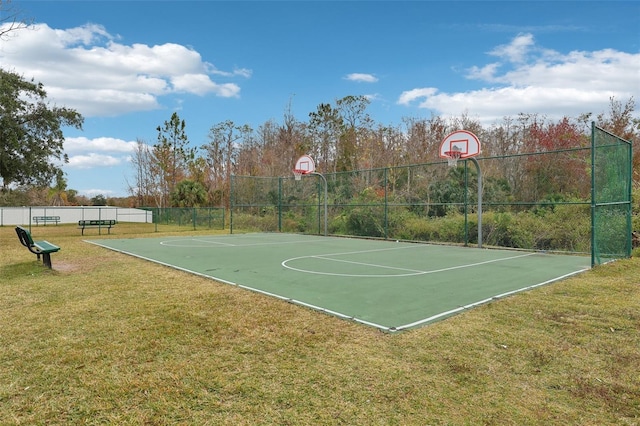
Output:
[[0, 206, 152, 226]]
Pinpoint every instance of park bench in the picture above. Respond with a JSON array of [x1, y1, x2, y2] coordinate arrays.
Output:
[[33, 216, 61, 225], [78, 219, 117, 235], [15, 226, 60, 269]]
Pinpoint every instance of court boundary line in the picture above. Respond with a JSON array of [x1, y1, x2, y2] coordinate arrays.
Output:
[[392, 268, 589, 331], [85, 240, 393, 331], [85, 239, 590, 333], [159, 237, 317, 248], [282, 250, 538, 278]]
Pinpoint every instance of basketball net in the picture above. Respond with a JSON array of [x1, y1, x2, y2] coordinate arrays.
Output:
[[444, 150, 462, 167], [293, 170, 303, 181]]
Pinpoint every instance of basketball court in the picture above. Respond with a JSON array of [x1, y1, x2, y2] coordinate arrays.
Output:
[[86, 130, 616, 332], [86, 233, 590, 332]]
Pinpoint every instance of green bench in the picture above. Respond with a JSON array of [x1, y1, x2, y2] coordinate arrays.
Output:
[[33, 216, 61, 225], [78, 219, 117, 235], [15, 226, 61, 269]]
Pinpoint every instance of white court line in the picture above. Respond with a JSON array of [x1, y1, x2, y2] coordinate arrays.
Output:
[[159, 238, 316, 248], [391, 268, 590, 332], [85, 239, 589, 333], [282, 249, 538, 278], [84, 239, 394, 331], [160, 238, 236, 247]]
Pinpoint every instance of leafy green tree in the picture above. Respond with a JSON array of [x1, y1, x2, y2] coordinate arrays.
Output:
[[170, 179, 207, 207], [309, 103, 342, 174], [335, 95, 372, 172], [0, 69, 83, 191], [154, 112, 194, 207], [47, 171, 69, 206], [66, 188, 79, 205], [91, 194, 107, 206]]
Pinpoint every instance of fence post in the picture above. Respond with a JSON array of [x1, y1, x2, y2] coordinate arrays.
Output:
[[464, 161, 469, 246], [384, 167, 388, 239], [230, 175, 235, 234], [468, 157, 482, 249], [278, 177, 283, 232], [311, 172, 328, 236]]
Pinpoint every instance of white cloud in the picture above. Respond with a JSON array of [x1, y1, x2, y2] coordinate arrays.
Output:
[[488, 33, 535, 64], [398, 33, 640, 124], [67, 153, 124, 169], [64, 136, 138, 154], [397, 88, 438, 105], [63, 137, 136, 170], [82, 188, 118, 197], [0, 23, 250, 117], [59, 23, 113, 46], [207, 64, 253, 78], [345, 73, 379, 83], [171, 74, 241, 97]]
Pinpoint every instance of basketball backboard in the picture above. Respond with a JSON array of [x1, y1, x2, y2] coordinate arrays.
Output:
[[439, 130, 481, 161], [293, 154, 316, 180], [294, 154, 315, 174]]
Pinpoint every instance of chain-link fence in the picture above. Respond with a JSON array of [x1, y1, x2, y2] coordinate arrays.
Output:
[[1, 206, 226, 235], [231, 124, 632, 266], [142, 207, 225, 232], [591, 123, 633, 265]]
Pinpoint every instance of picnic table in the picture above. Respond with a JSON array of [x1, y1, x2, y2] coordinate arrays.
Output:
[[33, 216, 60, 225], [78, 219, 117, 235]]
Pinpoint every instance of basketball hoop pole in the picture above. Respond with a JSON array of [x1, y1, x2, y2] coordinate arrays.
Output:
[[445, 154, 483, 248], [293, 154, 327, 236], [311, 171, 328, 236], [440, 130, 482, 248], [467, 157, 483, 248]]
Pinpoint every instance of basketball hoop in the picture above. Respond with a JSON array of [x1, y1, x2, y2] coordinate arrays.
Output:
[[444, 150, 462, 167], [293, 154, 315, 181], [439, 130, 481, 168]]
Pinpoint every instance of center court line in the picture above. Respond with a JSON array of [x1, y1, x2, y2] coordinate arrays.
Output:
[[282, 251, 539, 277]]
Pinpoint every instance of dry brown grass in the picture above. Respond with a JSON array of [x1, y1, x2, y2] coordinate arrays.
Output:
[[0, 225, 638, 425]]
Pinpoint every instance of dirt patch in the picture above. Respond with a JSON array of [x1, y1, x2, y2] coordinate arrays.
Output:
[[53, 261, 84, 273]]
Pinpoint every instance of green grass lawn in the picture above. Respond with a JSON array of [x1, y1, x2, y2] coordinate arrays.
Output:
[[1, 225, 638, 425]]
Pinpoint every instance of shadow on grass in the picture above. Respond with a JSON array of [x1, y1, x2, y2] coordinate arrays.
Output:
[[0, 261, 56, 279]]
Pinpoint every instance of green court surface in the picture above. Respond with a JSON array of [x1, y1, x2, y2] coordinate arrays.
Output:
[[87, 233, 590, 332]]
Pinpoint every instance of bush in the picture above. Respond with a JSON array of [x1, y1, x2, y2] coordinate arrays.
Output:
[[345, 206, 385, 238], [480, 205, 590, 252], [231, 212, 278, 232]]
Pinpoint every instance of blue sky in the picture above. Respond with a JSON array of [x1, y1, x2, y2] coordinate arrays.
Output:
[[2, 1, 639, 198]]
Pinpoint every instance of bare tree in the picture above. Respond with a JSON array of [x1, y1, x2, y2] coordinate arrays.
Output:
[[203, 120, 252, 207], [0, 0, 31, 41], [126, 139, 161, 207]]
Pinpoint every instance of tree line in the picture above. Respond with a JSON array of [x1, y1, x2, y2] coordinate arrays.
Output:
[[1, 1, 638, 209], [130, 95, 639, 209], [0, 63, 637, 209], [0, 53, 637, 209]]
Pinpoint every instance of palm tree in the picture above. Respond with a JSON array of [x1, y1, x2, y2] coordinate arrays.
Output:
[[48, 172, 68, 206]]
